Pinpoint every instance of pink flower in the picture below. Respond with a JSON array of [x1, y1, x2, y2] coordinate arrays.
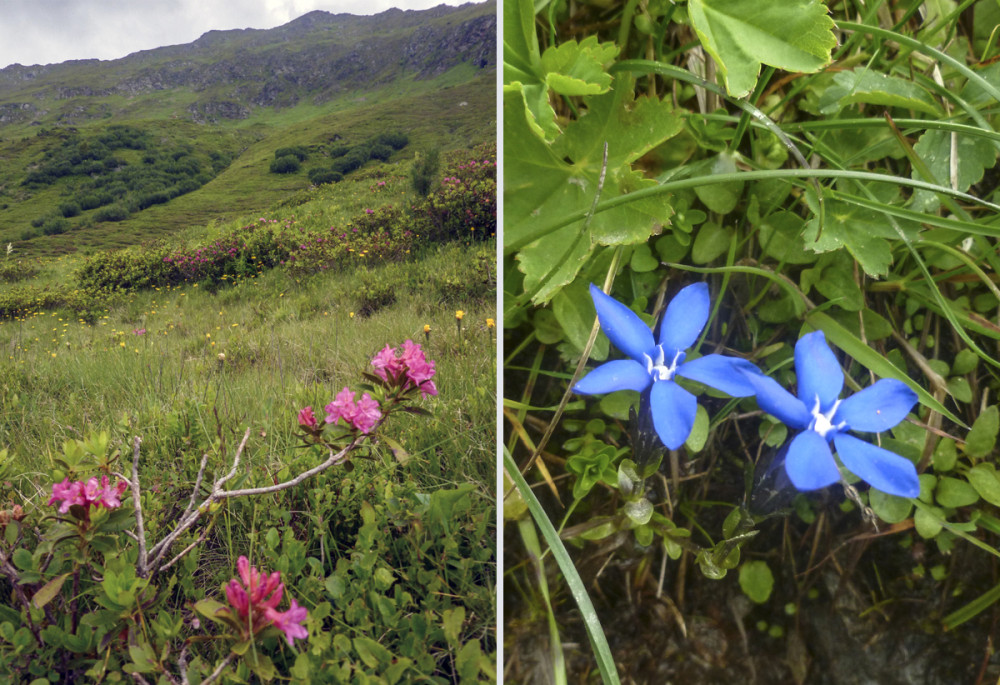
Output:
[[48, 475, 128, 515], [371, 344, 405, 382], [352, 393, 382, 434], [48, 478, 85, 513], [298, 406, 318, 429], [264, 598, 309, 646], [324, 387, 356, 426]]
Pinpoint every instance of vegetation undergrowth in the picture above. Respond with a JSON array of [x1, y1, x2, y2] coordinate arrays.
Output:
[[504, 1, 1000, 683], [0, 141, 497, 681]]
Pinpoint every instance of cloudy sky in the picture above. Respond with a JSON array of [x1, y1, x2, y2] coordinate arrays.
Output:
[[0, 0, 477, 69]]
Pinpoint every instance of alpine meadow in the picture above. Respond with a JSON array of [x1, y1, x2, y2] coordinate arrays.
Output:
[[0, 1, 497, 682]]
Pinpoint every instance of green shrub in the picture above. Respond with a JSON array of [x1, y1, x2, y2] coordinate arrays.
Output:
[[308, 168, 342, 185], [270, 155, 301, 174], [94, 204, 131, 222], [59, 201, 81, 218], [42, 217, 70, 235], [274, 146, 309, 161], [411, 148, 440, 197]]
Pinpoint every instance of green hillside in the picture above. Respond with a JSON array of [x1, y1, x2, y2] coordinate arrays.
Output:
[[0, 0, 495, 257]]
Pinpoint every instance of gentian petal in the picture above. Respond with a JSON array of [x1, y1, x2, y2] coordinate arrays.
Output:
[[573, 360, 651, 394], [834, 379, 917, 433], [658, 282, 709, 357], [740, 370, 811, 430], [833, 433, 920, 498], [676, 354, 762, 397], [795, 331, 843, 411], [589, 283, 654, 361], [650, 380, 697, 450], [784, 430, 842, 491]]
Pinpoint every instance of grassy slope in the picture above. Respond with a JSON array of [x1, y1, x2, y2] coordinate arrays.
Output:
[[0, 71, 494, 256]]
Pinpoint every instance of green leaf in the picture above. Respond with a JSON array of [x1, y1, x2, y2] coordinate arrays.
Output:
[[965, 406, 999, 458], [820, 69, 942, 116], [910, 129, 998, 212], [629, 243, 659, 272], [541, 37, 617, 97], [758, 211, 817, 265], [552, 279, 609, 360], [935, 477, 980, 508], [968, 464, 1000, 507], [914, 505, 944, 538], [738, 560, 775, 604], [691, 221, 732, 264], [802, 197, 899, 278], [692, 153, 743, 215], [244, 648, 276, 682], [684, 404, 710, 453], [868, 490, 914, 524], [32, 573, 70, 609], [532, 309, 563, 344], [933, 438, 957, 472], [354, 636, 393, 668], [455, 638, 483, 683], [687, 0, 836, 97], [441, 606, 465, 648], [505, 77, 683, 303]]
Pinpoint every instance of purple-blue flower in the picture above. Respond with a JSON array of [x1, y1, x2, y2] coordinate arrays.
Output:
[[740, 330, 920, 498], [573, 283, 760, 450]]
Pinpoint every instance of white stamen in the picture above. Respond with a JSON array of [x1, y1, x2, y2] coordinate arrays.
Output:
[[809, 396, 846, 438], [644, 345, 682, 381]]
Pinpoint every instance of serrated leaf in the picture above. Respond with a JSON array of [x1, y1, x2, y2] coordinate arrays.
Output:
[[758, 211, 817, 265], [803, 196, 910, 278], [505, 77, 683, 303], [910, 129, 998, 212], [821, 69, 942, 116], [541, 37, 616, 96], [688, 0, 836, 97]]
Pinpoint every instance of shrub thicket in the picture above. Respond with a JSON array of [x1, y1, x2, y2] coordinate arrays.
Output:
[[270, 155, 301, 174], [411, 148, 440, 197]]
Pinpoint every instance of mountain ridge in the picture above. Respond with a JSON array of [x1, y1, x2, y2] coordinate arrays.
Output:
[[0, 1, 494, 127]]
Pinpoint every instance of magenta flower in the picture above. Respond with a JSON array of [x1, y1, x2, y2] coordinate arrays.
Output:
[[297, 406, 318, 429], [48, 475, 128, 515], [223, 556, 307, 646], [352, 393, 382, 434], [371, 340, 437, 397], [264, 598, 309, 646], [324, 387, 357, 426]]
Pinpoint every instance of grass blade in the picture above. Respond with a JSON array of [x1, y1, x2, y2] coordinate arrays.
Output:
[[504, 447, 621, 685]]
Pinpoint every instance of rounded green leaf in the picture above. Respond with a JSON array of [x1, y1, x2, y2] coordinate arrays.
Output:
[[739, 560, 775, 604]]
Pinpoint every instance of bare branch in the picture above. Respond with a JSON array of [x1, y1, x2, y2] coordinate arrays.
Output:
[[130, 437, 149, 576]]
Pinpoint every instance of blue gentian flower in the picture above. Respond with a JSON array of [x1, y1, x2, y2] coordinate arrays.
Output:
[[573, 283, 760, 450], [740, 330, 920, 498]]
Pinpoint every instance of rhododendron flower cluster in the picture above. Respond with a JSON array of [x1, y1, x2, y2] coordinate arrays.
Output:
[[325, 388, 382, 433], [225, 556, 308, 647], [371, 340, 438, 397], [48, 475, 128, 515]]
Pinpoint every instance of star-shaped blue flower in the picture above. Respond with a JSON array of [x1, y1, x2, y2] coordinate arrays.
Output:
[[740, 330, 920, 498], [573, 283, 760, 450]]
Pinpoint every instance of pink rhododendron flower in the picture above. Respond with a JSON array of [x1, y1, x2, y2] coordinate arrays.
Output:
[[352, 393, 382, 434], [222, 556, 308, 646], [48, 475, 128, 515], [265, 598, 309, 646], [324, 387, 357, 426], [298, 406, 318, 429], [371, 344, 405, 382]]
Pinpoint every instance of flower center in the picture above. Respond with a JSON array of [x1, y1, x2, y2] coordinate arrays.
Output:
[[809, 396, 846, 439], [644, 345, 684, 381]]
